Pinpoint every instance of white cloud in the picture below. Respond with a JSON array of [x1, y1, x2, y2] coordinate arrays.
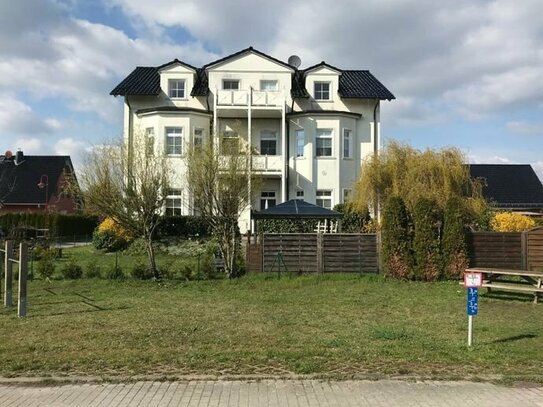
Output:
[[468, 154, 514, 165], [54, 137, 88, 171], [532, 161, 543, 182], [506, 121, 543, 136], [12, 138, 44, 155], [0, 93, 61, 136]]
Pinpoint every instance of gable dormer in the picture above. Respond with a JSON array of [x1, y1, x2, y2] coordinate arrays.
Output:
[[158, 59, 197, 101], [303, 62, 342, 103]]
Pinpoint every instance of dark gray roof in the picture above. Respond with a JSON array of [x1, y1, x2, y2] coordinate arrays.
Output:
[[136, 106, 211, 115], [469, 164, 543, 208], [252, 199, 342, 219], [111, 48, 395, 101], [0, 154, 76, 206]]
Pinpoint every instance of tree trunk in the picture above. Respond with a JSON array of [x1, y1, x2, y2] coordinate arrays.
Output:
[[146, 237, 158, 279]]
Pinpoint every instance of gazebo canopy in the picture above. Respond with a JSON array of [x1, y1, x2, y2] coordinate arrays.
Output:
[[251, 199, 342, 219]]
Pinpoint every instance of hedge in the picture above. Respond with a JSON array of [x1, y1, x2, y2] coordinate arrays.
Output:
[[155, 216, 210, 238], [0, 213, 98, 238]]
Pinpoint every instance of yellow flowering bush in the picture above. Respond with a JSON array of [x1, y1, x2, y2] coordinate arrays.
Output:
[[491, 212, 535, 232], [93, 217, 133, 251]]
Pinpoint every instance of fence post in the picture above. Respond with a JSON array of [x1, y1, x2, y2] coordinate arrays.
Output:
[[4, 240, 13, 307], [317, 232, 324, 273], [18, 242, 28, 317], [521, 230, 527, 270], [377, 232, 382, 274]]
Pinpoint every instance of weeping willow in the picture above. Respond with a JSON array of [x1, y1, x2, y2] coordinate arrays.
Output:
[[354, 141, 486, 216]]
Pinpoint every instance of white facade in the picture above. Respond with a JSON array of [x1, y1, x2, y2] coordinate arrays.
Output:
[[115, 48, 393, 232]]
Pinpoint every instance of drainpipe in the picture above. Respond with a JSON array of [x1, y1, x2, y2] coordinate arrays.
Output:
[[126, 97, 134, 173], [373, 99, 380, 220]]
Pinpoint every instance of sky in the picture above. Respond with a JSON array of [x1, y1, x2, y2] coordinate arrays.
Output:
[[1, 0, 543, 179]]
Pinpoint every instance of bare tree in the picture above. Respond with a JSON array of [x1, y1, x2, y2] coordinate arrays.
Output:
[[80, 136, 171, 278], [184, 135, 258, 278]]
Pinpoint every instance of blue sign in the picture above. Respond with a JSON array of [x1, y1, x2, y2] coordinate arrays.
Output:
[[467, 287, 478, 316]]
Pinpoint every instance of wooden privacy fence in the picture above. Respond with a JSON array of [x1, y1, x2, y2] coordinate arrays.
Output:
[[259, 233, 378, 274]]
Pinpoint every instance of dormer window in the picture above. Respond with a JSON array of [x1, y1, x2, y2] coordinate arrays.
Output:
[[260, 80, 278, 91], [168, 79, 185, 98], [223, 80, 240, 90], [314, 82, 330, 100]]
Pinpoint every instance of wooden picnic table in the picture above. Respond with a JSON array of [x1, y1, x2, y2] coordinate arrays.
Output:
[[465, 267, 543, 304]]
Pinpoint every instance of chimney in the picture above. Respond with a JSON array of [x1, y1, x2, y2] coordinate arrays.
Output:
[[14, 150, 24, 165]]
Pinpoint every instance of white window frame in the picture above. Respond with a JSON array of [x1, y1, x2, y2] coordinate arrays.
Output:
[[168, 79, 186, 98], [295, 129, 305, 158], [260, 80, 278, 91], [260, 191, 277, 210], [145, 127, 155, 156], [165, 188, 183, 216], [342, 128, 352, 159], [222, 79, 240, 90], [165, 127, 183, 155], [259, 130, 277, 156], [343, 188, 352, 203], [193, 127, 204, 147], [221, 130, 239, 154], [316, 190, 332, 209], [316, 129, 333, 157], [314, 81, 331, 100], [296, 190, 304, 200]]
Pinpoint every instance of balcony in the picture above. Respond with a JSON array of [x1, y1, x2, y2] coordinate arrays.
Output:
[[252, 155, 283, 173], [216, 89, 284, 108]]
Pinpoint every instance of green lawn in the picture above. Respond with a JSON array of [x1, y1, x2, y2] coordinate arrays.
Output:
[[1, 273, 542, 381]]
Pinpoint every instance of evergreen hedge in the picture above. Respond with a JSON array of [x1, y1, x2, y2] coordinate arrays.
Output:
[[155, 216, 210, 238], [381, 196, 413, 279], [442, 197, 468, 279], [412, 198, 442, 281], [0, 213, 98, 238]]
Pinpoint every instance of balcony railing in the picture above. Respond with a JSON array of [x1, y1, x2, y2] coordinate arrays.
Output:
[[216, 89, 283, 107], [252, 155, 282, 172]]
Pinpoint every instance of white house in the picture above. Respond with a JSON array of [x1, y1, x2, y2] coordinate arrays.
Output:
[[111, 47, 395, 232]]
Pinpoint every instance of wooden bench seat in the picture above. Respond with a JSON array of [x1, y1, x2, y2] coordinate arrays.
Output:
[[482, 282, 543, 293]]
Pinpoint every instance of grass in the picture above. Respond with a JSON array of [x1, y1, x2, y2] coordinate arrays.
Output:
[[1, 271, 542, 381]]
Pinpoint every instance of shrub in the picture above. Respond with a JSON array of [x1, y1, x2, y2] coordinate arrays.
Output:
[[491, 212, 536, 232], [105, 265, 124, 280], [36, 250, 56, 280], [381, 196, 413, 279], [93, 217, 131, 252], [412, 198, 442, 281], [60, 261, 83, 279], [130, 262, 153, 280], [442, 197, 468, 280], [156, 216, 210, 238], [85, 262, 102, 279], [333, 204, 372, 233]]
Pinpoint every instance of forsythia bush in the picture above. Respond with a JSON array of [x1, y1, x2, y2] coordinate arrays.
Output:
[[491, 212, 535, 232], [93, 217, 132, 251]]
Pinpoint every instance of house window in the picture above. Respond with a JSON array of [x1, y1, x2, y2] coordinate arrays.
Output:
[[343, 188, 352, 203], [145, 127, 155, 156], [314, 82, 330, 100], [260, 80, 278, 91], [260, 131, 277, 155], [316, 190, 332, 209], [221, 130, 239, 154], [342, 129, 352, 159], [194, 128, 204, 147], [296, 190, 304, 200], [168, 79, 185, 98], [223, 80, 240, 90], [295, 129, 304, 157], [165, 188, 183, 216], [165, 127, 183, 155], [316, 129, 332, 157], [261, 191, 276, 210]]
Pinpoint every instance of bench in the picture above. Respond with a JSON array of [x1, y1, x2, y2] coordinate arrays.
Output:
[[466, 267, 543, 304]]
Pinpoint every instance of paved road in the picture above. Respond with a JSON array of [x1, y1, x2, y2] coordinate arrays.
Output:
[[0, 379, 541, 406]]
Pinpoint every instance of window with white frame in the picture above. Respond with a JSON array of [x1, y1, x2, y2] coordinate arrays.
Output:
[[316, 190, 332, 209], [316, 129, 333, 157], [342, 128, 352, 159], [193, 128, 204, 147], [260, 80, 278, 91], [145, 127, 155, 156], [260, 191, 276, 210], [296, 190, 304, 200], [168, 79, 185, 98], [260, 130, 277, 155], [314, 82, 330, 100], [343, 188, 352, 203], [165, 127, 183, 155], [221, 130, 239, 154], [165, 188, 183, 216], [222, 80, 240, 90], [295, 129, 304, 158]]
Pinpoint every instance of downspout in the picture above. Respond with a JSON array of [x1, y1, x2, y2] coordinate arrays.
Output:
[[373, 99, 380, 220], [126, 96, 134, 174]]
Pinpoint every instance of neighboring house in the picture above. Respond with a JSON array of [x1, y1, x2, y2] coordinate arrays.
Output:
[[111, 46, 395, 231], [0, 150, 80, 214], [469, 164, 543, 213]]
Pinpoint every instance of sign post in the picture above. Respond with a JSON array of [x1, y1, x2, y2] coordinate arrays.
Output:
[[464, 272, 483, 346]]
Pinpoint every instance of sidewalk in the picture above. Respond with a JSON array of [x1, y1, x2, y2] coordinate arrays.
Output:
[[1, 379, 542, 406]]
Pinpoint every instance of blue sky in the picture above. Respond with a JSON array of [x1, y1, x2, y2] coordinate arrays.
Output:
[[1, 0, 542, 179]]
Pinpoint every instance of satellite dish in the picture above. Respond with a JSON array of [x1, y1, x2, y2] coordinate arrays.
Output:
[[288, 55, 301, 68], [4, 150, 13, 158]]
